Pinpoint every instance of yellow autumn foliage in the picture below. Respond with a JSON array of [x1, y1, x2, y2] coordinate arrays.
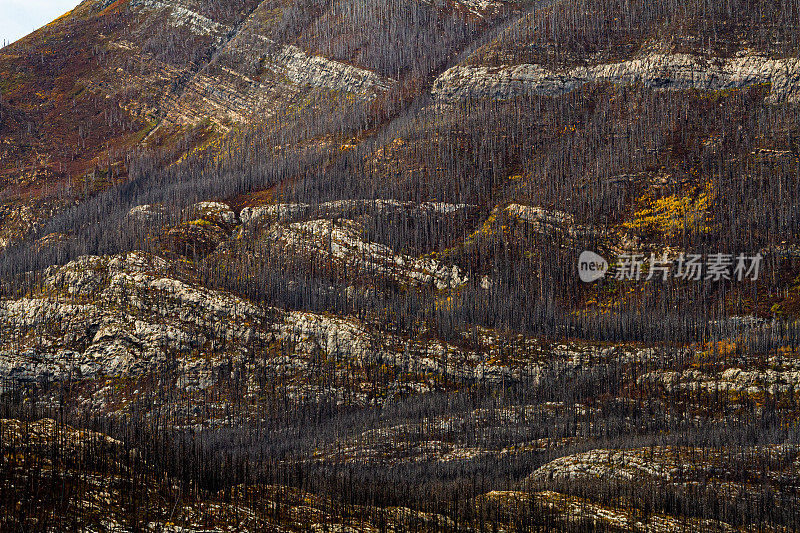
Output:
[[624, 183, 713, 237]]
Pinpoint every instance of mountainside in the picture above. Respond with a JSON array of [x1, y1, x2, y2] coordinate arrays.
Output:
[[3, 0, 800, 530]]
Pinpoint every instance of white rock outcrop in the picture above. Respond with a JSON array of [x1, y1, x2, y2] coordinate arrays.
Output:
[[265, 219, 469, 289], [268, 44, 393, 99], [505, 204, 595, 238], [133, 0, 231, 37], [240, 200, 477, 226], [434, 53, 800, 103]]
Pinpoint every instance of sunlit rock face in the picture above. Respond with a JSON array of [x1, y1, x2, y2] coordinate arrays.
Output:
[[434, 54, 800, 103], [263, 218, 469, 289]]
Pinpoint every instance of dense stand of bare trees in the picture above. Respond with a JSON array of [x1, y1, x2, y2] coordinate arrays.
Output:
[[2, 0, 800, 529]]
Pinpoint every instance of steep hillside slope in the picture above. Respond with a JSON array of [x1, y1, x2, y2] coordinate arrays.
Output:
[[3, 0, 800, 530], [0, 0, 523, 250]]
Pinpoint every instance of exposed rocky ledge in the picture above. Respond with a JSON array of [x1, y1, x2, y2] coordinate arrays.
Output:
[[480, 490, 739, 532], [420, 0, 507, 18], [132, 0, 231, 37], [264, 219, 469, 289], [526, 445, 800, 522], [505, 204, 595, 238], [164, 33, 395, 126], [268, 43, 393, 98], [638, 365, 800, 396], [433, 53, 800, 103], [1, 418, 125, 457], [240, 200, 477, 225], [0, 251, 643, 412], [529, 445, 800, 488]]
